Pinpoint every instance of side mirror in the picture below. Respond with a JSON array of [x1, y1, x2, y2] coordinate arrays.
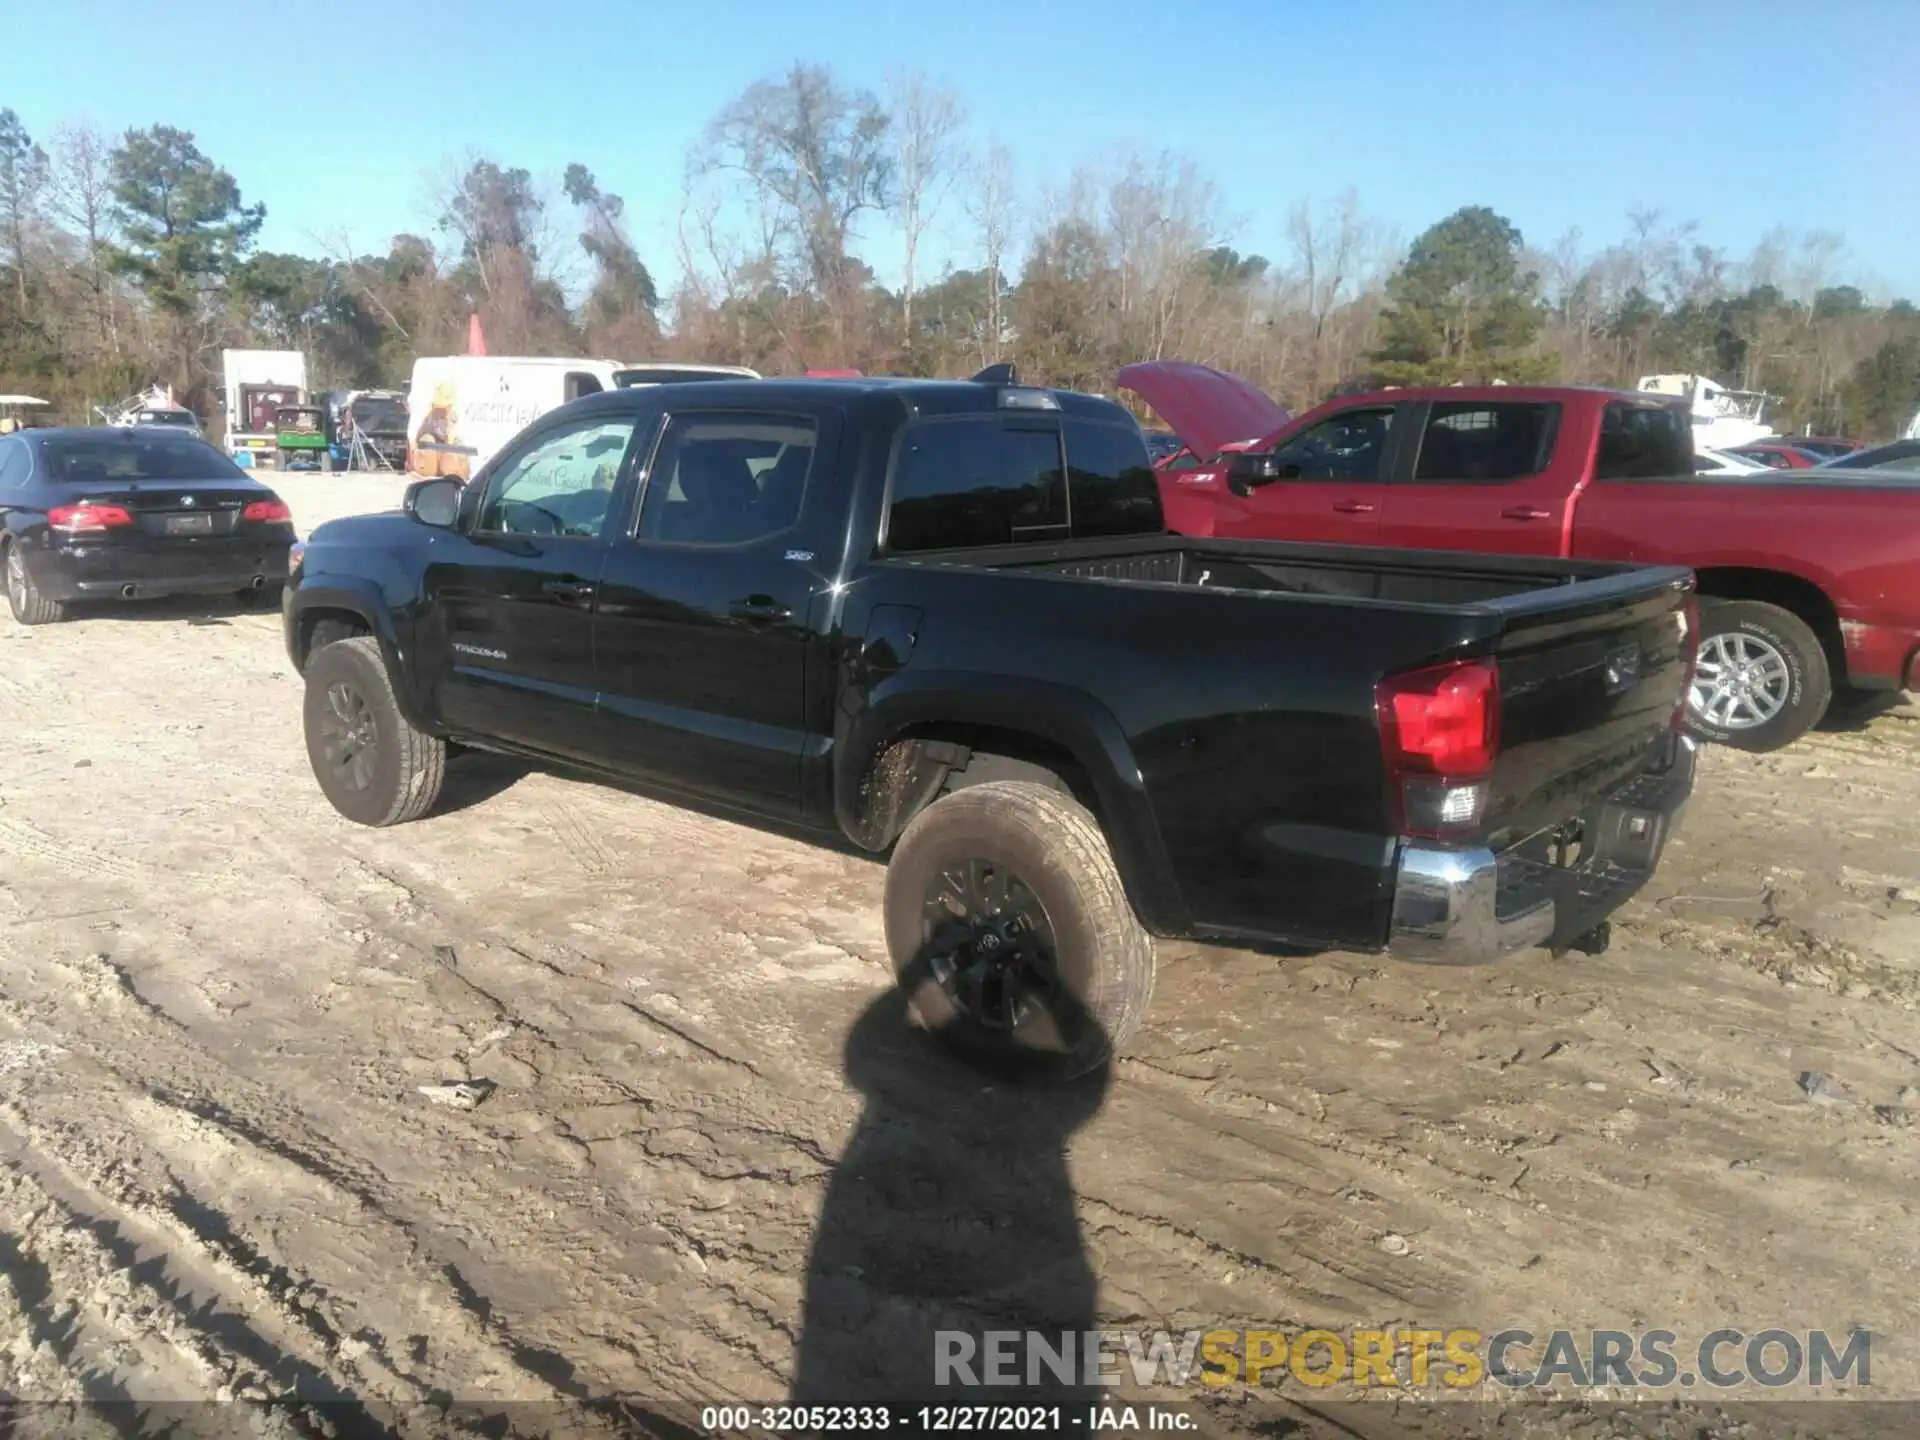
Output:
[[1225, 452, 1283, 496], [404, 477, 463, 529]]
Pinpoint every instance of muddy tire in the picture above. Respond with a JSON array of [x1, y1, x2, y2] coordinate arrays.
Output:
[[303, 635, 446, 826], [1685, 599, 1831, 753], [4, 541, 65, 626], [883, 780, 1154, 1081]]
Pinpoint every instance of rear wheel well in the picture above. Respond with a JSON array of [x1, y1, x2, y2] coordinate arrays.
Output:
[[909, 724, 1100, 818], [295, 608, 372, 669], [1693, 568, 1845, 679]]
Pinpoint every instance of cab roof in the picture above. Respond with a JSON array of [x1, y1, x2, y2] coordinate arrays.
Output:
[[563, 375, 1137, 425]]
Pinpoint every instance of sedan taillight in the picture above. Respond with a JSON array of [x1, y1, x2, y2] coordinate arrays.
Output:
[[48, 503, 134, 534], [242, 500, 293, 524]]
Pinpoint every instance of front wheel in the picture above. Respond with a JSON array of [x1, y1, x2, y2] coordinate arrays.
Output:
[[1685, 599, 1831, 752], [4, 542, 65, 626], [302, 635, 446, 825], [883, 780, 1155, 1080]]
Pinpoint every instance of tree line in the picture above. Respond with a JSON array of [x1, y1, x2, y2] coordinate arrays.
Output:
[[3, 66, 1917, 438]]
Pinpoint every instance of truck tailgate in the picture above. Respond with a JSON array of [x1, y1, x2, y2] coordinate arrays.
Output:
[[1485, 570, 1694, 845]]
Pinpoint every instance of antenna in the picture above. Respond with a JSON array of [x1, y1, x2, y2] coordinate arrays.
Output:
[[970, 363, 1017, 385]]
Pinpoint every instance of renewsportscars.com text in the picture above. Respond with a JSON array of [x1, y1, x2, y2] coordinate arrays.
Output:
[[935, 1327, 1872, 1391]]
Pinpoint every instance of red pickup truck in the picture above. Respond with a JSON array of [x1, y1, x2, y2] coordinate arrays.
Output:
[[1119, 362, 1920, 752]]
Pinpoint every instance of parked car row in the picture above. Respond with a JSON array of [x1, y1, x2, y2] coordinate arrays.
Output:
[[1119, 362, 1920, 754]]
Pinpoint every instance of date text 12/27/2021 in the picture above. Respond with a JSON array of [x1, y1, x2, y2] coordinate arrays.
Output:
[[699, 1404, 1199, 1434]]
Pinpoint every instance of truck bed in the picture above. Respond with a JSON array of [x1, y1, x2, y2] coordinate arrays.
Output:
[[884, 531, 1695, 944]]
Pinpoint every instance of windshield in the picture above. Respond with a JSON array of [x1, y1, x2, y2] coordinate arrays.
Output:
[[348, 397, 408, 432], [43, 434, 243, 483], [137, 410, 197, 428]]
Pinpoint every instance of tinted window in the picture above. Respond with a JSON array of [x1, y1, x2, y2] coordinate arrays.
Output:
[[1272, 407, 1394, 481], [1595, 403, 1694, 480], [636, 413, 816, 545], [0, 439, 25, 488], [348, 397, 407, 432], [1413, 401, 1558, 482], [1065, 419, 1163, 536], [478, 417, 637, 537], [43, 435, 242, 484], [887, 419, 1067, 552], [1853, 444, 1920, 472]]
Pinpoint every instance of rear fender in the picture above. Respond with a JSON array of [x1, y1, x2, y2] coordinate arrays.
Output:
[[835, 669, 1190, 936]]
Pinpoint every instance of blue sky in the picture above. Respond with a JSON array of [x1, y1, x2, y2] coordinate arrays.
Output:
[[8, 0, 1918, 299]]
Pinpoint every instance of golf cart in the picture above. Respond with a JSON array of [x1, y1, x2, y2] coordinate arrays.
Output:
[[0, 395, 51, 434], [275, 405, 331, 471]]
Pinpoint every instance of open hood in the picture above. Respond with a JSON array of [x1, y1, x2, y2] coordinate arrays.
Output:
[[1115, 361, 1292, 460]]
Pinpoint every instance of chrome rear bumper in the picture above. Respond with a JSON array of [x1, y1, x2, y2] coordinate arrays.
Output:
[[1389, 736, 1696, 965]]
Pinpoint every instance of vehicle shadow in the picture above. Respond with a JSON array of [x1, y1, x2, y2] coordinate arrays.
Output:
[[790, 957, 1111, 1407], [61, 592, 279, 626], [434, 750, 537, 816], [1818, 687, 1915, 733]]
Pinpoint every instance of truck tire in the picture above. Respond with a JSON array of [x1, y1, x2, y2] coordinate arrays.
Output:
[[302, 635, 446, 826], [883, 780, 1154, 1080], [1685, 599, 1831, 753], [4, 541, 65, 626]]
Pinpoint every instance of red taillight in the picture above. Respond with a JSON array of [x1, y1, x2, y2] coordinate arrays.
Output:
[[1377, 657, 1500, 839], [242, 500, 292, 523], [48, 503, 134, 534], [1378, 658, 1500, 777]]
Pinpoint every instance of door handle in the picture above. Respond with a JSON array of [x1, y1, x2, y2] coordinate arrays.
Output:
[[1501, 506, 1552, 521], [542, 578, 596, 605], [1331, 500, 1376, 514], [728, 596, 792, 624]]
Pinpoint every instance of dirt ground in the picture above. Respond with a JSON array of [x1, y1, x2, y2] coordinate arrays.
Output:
[[0, 476, 1915, 1436]]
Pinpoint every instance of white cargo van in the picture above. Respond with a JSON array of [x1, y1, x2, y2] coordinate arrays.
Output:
[[405, 356, 759, 477]]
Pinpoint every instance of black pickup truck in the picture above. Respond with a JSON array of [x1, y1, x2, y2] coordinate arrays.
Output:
[[285, 374, 1699, 1076]]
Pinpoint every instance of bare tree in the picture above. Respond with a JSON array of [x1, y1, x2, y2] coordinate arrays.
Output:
[[886, 71, 964, 349], [1104, 149, 1223, 362], [45, 120, 119, 351], [1286, 189, 1383, 397], [963, 141, 1016, 364], [697, 64, 892, 350]]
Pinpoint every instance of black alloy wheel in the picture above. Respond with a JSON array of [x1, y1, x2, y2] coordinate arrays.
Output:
[[922, 857, 1062, 1032], [314, 678, 379, 794]]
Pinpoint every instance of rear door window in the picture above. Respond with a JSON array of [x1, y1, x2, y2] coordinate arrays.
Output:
[[886, 418, 1067, 552], [635, 413, 818, 545], [1596, 402, 1694, 479], [1411, 401, 1559, 483], [1063, 418, 1163, 536], [0, 439, 26, 489]]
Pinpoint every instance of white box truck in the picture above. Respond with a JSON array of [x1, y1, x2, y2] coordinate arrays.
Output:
[[222, 349, 309, 469]]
